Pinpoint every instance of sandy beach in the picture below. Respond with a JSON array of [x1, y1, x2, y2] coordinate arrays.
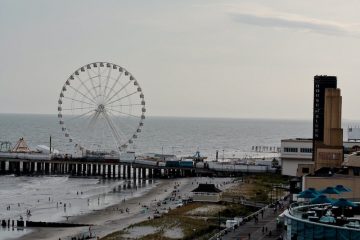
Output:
[[16, 177, 235, 240]]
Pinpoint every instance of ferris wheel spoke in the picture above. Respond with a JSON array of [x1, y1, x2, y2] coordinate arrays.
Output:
[[108, 110, 137, 134], [68, 85, 97, 105], [105, 79, 131, 104], [106, 112, 129, 143], [75, 75, 97, 101], [102, 111, 123, 150], [62, 106, 95, 111], [104, 71, 124, 101], [87, 111, 101, 130], [106, 91, 138, 106], [98, 65, 102, 99], [102, 67, 112, 100], [86, 68, 99, 98], [108, 103, 142, 108], [66, 109, 96, 122], [107, 108, 140, 119], [62, 96, 96, 106]]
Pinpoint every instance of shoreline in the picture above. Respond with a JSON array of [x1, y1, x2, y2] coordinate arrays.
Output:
[[17, 178, 183, 240], [16, 176, 236, 240]]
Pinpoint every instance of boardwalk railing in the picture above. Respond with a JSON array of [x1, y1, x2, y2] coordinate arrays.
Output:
[[208, 204, 271, 240], [209, 194, 290, 240], [221, 197, 267, 208]]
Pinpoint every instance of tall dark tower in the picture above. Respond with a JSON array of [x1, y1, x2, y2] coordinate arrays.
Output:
[[313, 76, 337, 141], [313, 75, 343, 170]]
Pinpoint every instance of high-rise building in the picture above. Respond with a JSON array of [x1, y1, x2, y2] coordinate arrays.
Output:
[[312, 76, 343, 170], [313, 76, 337, 141]]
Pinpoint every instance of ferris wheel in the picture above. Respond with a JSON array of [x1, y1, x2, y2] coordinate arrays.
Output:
[[57, 62, 145, 154]]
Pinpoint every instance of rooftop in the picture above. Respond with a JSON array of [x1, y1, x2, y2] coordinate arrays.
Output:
[[286, 201, 360, 231], [191, 183, 222, 193]]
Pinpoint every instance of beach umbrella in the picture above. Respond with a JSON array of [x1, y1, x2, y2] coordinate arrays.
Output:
[[310, 195, 333, 204], [333, 198, 357, 208], [298, 190, 318, 199], [321, 187, 340, 195], [335, 185, 352, 193], [307, 188, 321, 195], [319, 215, 336, 223], [333, 198, 357, 215]]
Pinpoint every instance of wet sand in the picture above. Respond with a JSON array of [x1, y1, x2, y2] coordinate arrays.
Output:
[[18, 177, 235, 240], [17, 178, 181, 240]]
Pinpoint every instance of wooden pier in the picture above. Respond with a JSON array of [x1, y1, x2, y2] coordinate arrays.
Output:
[[0, 154, 276, 179], [0, 157, 210, 179]]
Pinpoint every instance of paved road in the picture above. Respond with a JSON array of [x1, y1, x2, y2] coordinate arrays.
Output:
[[220, 206, 284, 240]]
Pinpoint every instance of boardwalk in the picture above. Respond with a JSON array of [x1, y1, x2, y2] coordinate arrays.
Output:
[[211, 195, 290, 240], [221, 207, 283, 240]]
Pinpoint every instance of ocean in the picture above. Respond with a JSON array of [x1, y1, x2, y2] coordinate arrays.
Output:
[[0, 114, 315, 159], [0, 114, 356, 240]]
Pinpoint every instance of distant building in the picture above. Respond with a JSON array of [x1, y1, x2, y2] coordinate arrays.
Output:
[[313, 76, 343, 170], [281, 138, 360, 177], [348, 126, 360, 141], [281, 138, 314, 177], [191, 183, 222, 202], [313, 75, 337, 142]]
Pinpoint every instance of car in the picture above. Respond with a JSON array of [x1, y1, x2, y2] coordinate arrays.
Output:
[[176, 203, 183, 208]]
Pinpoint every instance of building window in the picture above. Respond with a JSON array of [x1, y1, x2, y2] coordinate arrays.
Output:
[[302, 168, 309, 174], [354, 168, 360, 176], [284, 147, 298, 153], [300, 148, 312, 153]]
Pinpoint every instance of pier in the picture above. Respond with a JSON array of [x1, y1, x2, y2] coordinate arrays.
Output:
[[0, 155, 276, 179]]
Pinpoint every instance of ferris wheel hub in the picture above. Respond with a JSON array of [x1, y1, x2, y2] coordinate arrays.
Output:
[[97, 104, 105, 113]]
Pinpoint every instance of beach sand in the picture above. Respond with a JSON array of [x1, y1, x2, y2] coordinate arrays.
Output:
[[17, 177, 235, 240]]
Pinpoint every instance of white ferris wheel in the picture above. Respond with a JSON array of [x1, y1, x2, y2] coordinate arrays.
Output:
[[57, 62, 145, 154]]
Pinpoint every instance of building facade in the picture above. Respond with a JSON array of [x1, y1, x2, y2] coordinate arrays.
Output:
[[304, 152, 360, 199], [313, 76, 337, 142], [284, 204, 360, 240], [281, 138, 314, 177], [312, 76, 343, 170], [281, 138, 360, 177]]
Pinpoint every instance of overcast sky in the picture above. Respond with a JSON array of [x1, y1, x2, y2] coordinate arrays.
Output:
[[1, 0, 360, 120]]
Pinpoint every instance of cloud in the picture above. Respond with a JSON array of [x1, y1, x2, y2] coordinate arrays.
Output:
[[229, 11, 358, 36]]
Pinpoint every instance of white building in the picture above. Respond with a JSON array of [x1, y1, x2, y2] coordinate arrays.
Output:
[[191, 184, 222, 202], [281, 138, 313, 177]]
